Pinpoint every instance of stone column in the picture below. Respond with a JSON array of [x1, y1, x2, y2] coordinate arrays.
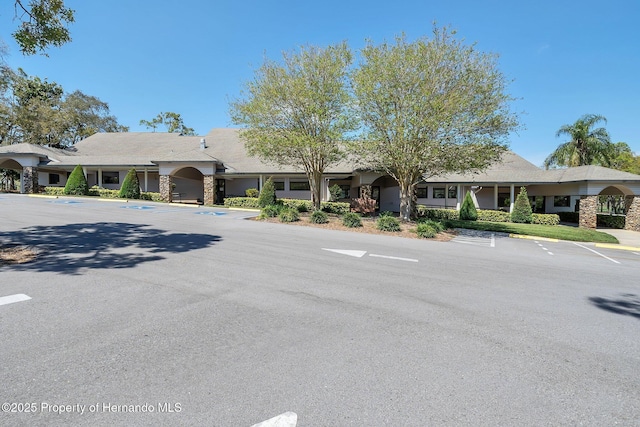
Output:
[[579, 195, 598, 229], [624, 195, 640, 232], [159, 175, 172, 202], [360, 184, 372, 199], [22, 167, 39, 194], [203, 175, 215, 205]]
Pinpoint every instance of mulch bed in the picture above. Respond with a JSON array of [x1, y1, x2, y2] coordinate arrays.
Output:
[[0, 245, 37, 265], [255, 212, 456, 242]]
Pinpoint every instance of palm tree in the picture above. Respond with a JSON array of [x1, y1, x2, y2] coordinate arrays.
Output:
[[544, 114, 612, 169]]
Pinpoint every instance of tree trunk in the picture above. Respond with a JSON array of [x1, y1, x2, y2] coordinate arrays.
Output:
[[399, 180, 415, 222], [309, 170, 323, 211]]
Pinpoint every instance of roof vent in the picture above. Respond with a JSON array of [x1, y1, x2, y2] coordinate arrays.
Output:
[[200, 138, 207, 149]]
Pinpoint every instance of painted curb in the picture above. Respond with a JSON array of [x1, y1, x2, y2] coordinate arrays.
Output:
[[595, 243, 640, 252], [509, 234, 559, 243]]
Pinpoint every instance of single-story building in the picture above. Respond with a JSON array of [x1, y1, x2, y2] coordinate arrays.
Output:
[[1, 128, 640, 231]]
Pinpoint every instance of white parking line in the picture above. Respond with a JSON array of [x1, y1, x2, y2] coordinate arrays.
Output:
[[0, 294, 32, 306], [573, 243, 620, 264], [369, 254, 419, 263]]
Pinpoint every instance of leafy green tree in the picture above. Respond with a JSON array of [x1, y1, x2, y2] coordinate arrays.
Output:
[[230, 42, 356, 211], [11, 0, 75, 56], [459, 191, 478, 221], [257, 177, 277, 208], [118, 168, 141, 199], [64, 164, 88, 195], [544, 114, 612, 169], [350, 27, 519, 221], [511, 187, 533, 223], [607, 142, 640, 175], [139, 112, 195, 135], [61, 90, 128, 144]]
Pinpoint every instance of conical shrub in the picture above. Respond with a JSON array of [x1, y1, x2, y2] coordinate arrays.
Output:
[[258, 176, 277, 207], [119, 168, 141, 199], [64, 165, 89, 196], [459, 191, 478, 221], [511, 187, 533, 223]]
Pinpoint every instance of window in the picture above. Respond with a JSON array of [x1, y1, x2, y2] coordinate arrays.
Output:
[[49, 173, 60, 185], [415, 187, 427, 198], [273, 181, 285, 191], [102, 172, 119, 184], [338, 184, 350, 199], [447, 186, 457, 199], [554, 196, 571, 207], [290, 181, 310, 191], [433, 187, 445, 199]]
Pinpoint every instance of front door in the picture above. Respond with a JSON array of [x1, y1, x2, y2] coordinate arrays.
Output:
[[216, 179, 225, 204], [371, 186, 381, 211]]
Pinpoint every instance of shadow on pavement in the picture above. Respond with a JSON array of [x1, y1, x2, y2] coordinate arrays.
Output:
[[0, 222, 221, 275], [588, 294, 640, 319]]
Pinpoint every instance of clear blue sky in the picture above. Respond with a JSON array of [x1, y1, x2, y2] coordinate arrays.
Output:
[[1, 0, 639, 166]]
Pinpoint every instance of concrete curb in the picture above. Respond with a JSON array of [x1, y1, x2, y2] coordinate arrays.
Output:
[[595, 243, 640, 252], [508, 234, 559, 243]]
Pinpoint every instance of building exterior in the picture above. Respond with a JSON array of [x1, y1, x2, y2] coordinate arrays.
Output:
[[2, 128, 640, 231]]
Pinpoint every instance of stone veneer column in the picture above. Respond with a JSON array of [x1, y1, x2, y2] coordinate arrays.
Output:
[[22, 166, 39, 194], [624, 195, 640, 232], [578, 195, 598, 229], [203, 175, 215, 205], [360, 184, 372, 199], [159, 175, 172, 202]]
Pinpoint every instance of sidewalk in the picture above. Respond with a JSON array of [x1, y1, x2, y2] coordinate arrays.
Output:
[[597, 228, 640, 249]]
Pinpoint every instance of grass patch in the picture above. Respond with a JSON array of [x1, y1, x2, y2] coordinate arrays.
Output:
[[445, 220, 619, 244]]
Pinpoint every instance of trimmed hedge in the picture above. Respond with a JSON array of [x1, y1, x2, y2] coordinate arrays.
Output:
[[140, 192, 163, 202], [459, 192, 478, 221], [89, 186, 119, 198], [417, 206, 459, 221], [224, 197, 260, 209], [477, 209, 510, 222], [597, 214, 625, 229], [558, 212, 579, 223], [64, 165, 89, 196], [119, 168, 141, 199], [532, 213, 560, 226], [45, 185, 162, 202], [43, 186, 65, 196]]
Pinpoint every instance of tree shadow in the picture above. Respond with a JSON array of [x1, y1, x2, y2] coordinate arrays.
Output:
[[0, 222, 221, 275], [588, 294, 640, 319]]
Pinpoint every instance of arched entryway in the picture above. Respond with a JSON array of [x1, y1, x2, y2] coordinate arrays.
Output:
[[171, 167, 204, 204], [0, 159, 22, 192], [580, 184, 640, 231]]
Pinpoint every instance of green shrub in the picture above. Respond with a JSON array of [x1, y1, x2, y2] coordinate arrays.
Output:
[[320, 201, 350, 214], [558, 212, 579, 223], [379, 211, 394, 218], [459, 192, 477, 221], [329, 184, 342, 201], [258, 177, 277, 208], [532, 213, 560, 226], [260, 204, 281, 218], [511, 187, 533, 223], [310, 210, 329, 224], [118, 168, 141, 199], [416, 223, 438, 238], [376, 216, 401, 232], [141, 192, 163, 202], [64, 165, 89, 196], [281, 198, 312, 212], [224, 197, 260, 209], [43, 186, 65, 196], [88, 186, 119, 198], [477, 209, 510, 222], [597, 214, 625, 229], [245, 188, 259, 198], [342, 212, 362, 228], [417, 206, 459, 221], [278, 207, 299, 223]]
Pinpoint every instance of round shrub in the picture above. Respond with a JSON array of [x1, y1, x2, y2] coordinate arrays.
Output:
[[245, 188, 259, 197], [261, 204, 281, 218], [119, 168, 141, 199], [376, 216, 401, 232], [342, 212, 362, 228], [64, 165, 89, 196], [310, 210, 329, 224], [419, 219, 445, 233], [416, 223, 438, 238], [278, 208, 299, 223]]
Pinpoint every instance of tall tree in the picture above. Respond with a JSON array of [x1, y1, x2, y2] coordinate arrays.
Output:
[[608, 142, 640, 174], [350, 28, 519, 221], [229, 42, 356, 210], [139, 112, 195, 135], [12, 0, 75, 56], [544, 114, 612, 169]]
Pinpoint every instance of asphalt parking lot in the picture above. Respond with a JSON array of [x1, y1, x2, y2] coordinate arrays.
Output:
[[1, 194, 639, 426]]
